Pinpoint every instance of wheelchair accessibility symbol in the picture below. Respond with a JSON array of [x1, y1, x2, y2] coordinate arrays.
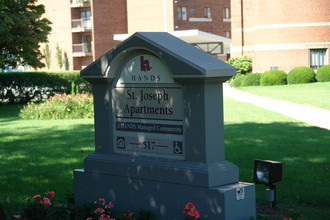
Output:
[[173, 141, 183, 154]]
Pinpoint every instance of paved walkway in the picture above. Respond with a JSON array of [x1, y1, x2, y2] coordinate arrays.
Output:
[[223, 84, 330, 130]]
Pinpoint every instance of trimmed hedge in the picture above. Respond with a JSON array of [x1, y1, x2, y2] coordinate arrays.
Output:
[[230, 74, 245, 87], [241, 73, 262, 87], [260, 70, 287, 86], [0, 71, 91, 104], [316, 65, 330, 82], [287, 67, 316, 84]]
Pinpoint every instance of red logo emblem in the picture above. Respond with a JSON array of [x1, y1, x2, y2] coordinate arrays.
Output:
[[140, 56, 152, 72]]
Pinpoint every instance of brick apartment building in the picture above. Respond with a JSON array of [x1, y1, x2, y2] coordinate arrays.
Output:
[[39, 0, 231, 71], [231, 0, 330, 72]]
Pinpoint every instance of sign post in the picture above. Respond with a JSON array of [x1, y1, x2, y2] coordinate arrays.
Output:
[[74, 32, 256, 219]]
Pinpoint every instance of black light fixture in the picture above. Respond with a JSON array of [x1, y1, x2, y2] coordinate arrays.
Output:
[[254, 159, 283, 208]]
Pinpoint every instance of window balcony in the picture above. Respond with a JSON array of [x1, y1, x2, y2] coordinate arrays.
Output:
[[72, 19, 92, 32], [72, 43, 92, 57], [71, 0, 90, 8]]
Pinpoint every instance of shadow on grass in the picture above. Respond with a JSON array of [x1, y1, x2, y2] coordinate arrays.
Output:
[[0, 108, 95, 212], [0, 104, 23, 123], [225, 122, 330, 209], [1, 104, 329, 216]]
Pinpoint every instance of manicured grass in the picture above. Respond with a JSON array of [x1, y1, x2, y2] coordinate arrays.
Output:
[[1, 98, 330, 219], [237, 82, 330, 110], [0, 104, 94, 214], [224, 97, 330, 219]]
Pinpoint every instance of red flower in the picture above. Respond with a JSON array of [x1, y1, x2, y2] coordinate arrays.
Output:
[[185, 203, 196, 211], [95, 208, 105, 214], [100, 214, 110, 220], [95, 198, 106, 205], [33, 194, 42, 201], [188, 210, 200, 218], [183, 203, 200, 219], [45, 191, 55, 198], [42, 197, 51, 206], [105, 202, 114, 209]]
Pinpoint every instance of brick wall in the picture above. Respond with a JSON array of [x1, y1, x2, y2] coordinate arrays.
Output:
[[37, 0, 73, 71], [231, 0, 330, 72], [92, 0, 128, 60], [174, 0, 231, 37]]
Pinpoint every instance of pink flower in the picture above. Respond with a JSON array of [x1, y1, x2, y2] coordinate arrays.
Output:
[[123, 211, 134, 217], [105, 202, 114, 209], [95, 198, 105, 205], [95, 208, 105, 214], [188, 210, 200, 218], [100, 214, 110, 220], [33, 194, 42, 201], [45, 191, 55, 198], [86, 218, 92, 220], [284, 218, 293, 220], [185, 203, 196, 211], [42, 197, 51, 206]]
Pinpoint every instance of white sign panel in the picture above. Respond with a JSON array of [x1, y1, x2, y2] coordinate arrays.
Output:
[[112, 54, 184, 160]]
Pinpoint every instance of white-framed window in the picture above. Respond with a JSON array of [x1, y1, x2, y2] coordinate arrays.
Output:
[[204, 7, 211, 18], [223, 7, 230, 19], [310, 49, 327, 69], [178, 6, 187, 20]]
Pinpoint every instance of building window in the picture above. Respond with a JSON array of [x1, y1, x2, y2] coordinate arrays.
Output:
[[178, 6, 187, 20], [310, 49, 327, 69], [204, 7, 211, 18], [223, 7, 230, 19], [82, 35, 92, 53], [224, 31, 231, 38], [80, 10, 91, 28]]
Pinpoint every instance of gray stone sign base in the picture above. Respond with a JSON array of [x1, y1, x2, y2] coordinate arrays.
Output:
[[74, 169, 256, 220]]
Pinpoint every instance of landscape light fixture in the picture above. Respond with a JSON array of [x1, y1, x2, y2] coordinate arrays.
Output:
[[254, 159, 283, 208]]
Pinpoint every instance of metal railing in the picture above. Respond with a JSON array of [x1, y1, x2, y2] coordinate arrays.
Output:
[[73, 43, 92, 55], [72, 18, 92, 30], [71, 0, 90, 4]]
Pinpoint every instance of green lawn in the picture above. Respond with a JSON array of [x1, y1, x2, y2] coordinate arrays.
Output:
[[237, 82, 330, 110], [1, 97, 329, 219], [0, 104, 94, 214], [224, 97, 330, 219]]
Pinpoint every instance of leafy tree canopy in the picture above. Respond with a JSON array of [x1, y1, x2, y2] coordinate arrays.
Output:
[[0, 0, 52, 69]]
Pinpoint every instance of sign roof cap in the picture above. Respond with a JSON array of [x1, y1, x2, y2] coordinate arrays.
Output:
[[81, 32, 236, 80]]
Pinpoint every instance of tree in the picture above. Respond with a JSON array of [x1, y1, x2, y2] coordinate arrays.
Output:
[[0, 0, 52, 69], [56, 43, 63, 69]]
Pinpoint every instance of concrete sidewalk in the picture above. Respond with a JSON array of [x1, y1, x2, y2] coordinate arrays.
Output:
[[223, 83, 330, 130]]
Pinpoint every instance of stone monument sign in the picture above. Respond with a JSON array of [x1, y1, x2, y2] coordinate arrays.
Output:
[[74, 32, 255, 219]]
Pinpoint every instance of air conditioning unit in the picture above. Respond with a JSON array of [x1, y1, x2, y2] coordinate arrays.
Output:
[[270, 66, 279, 70]]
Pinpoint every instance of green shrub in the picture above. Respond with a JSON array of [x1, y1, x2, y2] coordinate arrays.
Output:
[[260, 70, 287, 86], [241, 73, 262, 87], [316, 65, 330, 82], [287, 67, 316, 84], [230, 74, 245, 87], [226, 56, 252, 75], [0, 71, 91, 104], [20, 93, 94, 120]]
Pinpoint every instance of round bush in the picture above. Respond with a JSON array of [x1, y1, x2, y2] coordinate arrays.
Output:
[[287, 67, 316, 84], [230, 75, 245, 87], [241, 73, 262, 87], [260, 70, 287, 86], [316, 65, 330, 82]]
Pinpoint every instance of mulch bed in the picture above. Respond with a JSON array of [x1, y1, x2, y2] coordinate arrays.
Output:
[[257, 203, 289, 220]]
